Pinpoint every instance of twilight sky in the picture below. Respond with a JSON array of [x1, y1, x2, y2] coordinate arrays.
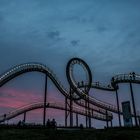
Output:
[[0, 0, 140, 128]]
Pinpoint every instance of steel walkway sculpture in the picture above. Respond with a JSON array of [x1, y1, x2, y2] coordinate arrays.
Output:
[[0, 58, 139, 127]]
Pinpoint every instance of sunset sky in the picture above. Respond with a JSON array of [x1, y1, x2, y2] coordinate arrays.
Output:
[[0, 0, 140, 128]]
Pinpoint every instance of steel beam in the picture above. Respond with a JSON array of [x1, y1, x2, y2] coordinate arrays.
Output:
[[43, 74, 47, 126], [70, 87, 73, 127], [106, 110, 109, 128], [65, 97, 68, 127], [23, 112, 26, 123], [130, 82, 138, 126], [76, 113, 78, 127], [115, 90, 121, 127], [85, 100, 88, 128]]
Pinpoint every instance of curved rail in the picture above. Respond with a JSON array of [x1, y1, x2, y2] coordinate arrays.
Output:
[[80, 73, 140, 91], [0, 60, 139, 117], [0, 63, 68, 97], [66, 58, 119, 113], [0, 62, 112, 117], [0, 101, 112, 123], [66, 57, 92, 100], [79, 82, 115, 91], [111, 73, 140, 88]]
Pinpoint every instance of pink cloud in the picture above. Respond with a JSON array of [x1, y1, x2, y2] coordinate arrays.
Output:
[[0, 88, 43, 109], [0, 87, 67, 123]]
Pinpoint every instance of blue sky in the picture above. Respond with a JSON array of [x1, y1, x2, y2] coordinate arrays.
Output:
[[0, 0, 140, 128]]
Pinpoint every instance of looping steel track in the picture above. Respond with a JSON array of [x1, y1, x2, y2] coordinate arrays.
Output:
[[0, 58, 139, 122]]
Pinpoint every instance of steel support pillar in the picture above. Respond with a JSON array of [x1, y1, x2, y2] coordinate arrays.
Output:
[[23, 112, 26, 123], [87, 97, 91, 128], [85, 86, 90, 128], [43, 74, 47, 126], [65, 97, 68, 127], [76, 113, 78, 127], [85, 100, 88, 128], [89, 113, 91, 128], [137, 117, 140, 126], [115, 90, 121, 127], [70, 88, 73, 127], [130, 82, 138, 126], [106, 110, 109, 128], [88, 107, 91, 128], [91, 109, 94, 128]]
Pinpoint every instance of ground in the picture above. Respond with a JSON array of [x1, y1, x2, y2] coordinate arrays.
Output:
[[0, 126, 140, 140]]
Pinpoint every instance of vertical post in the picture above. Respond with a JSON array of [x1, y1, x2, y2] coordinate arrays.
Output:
[[87, 93, 91, 128], [106, 110, 109, 128], [65, 97, 68, 127], [4, 114, 6, 123], [130, 82, 138, 126], [85, 100, 88, 128], [84, 86, 89, 128], [92, 109, 94, 128], [23, 112, 26, 123], [43, 74, 47, 126], [70, 87, 73, 127], [89, 112, 91, 128], [137, 117, 139, 126], [76, 113, 78, 127], [115, 90, 121, 127]]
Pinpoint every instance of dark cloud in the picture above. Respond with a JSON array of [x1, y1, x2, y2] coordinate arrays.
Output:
[[97, 26, 108, 33], [0, 0, 139, 77], [70, 40, 79, 46], [47, 31, 60, 40]]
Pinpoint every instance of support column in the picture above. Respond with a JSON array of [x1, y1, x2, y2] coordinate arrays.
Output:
[[43, 74, 47, 126], [4, 114, 6, 123], [115, 90, 121, 127], [76, 113, 78, 127], [65, 97, 68, 127], [85, 100, 88, 128], [85, 86, 90, 128], [130, 82, 138, 126], [137, 116, 140, 126], [70, 87, 73, 127], [89, 112, 91, 128], [23, 112, 26, 123], [106, 110, 109, 128], [87, 96, 91, 128], [91, 109, 94, 128]]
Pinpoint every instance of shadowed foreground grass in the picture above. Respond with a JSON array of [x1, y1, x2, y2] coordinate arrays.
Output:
[[0, 127, 140, 140]]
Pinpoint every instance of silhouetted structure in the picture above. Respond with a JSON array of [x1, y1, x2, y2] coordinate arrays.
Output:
[[0, 58, 140, 128]]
